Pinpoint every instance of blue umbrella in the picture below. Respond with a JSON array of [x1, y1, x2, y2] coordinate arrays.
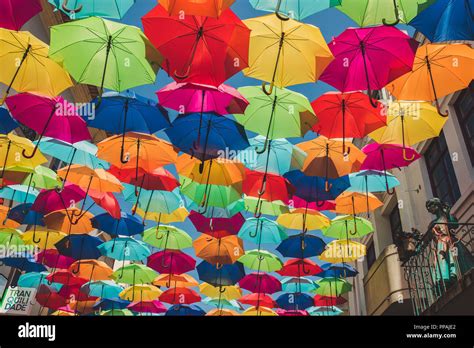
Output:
[[82, 280, 123, 300], [281, 277, 318, 293], [91, 212, 144, 237], [7, 203, 45, 226], [166, 113, 249, 169], [98, 238, 151, 261], [84, 92, 170, 159], [238, 217, 288, 246], [0, 107, 19, 134], [165, 304, 206, 316], [17, 272, 62, 291], [123, 184, 183, 215], [196, 261, 246, 287], [410, 0, 474, 42], [276, 292, 314, 310], [319, 263, 358, 278], [307, 305, 343, 316], [55, 234, 102, 260], [0, 255, 47, 273], [93, 297, 130, 311], [276, 233, 326, 258], [47, 0, 136, 19], [284, 170, 350, 204], [0, 184, 39, 204], [249, 0, 340, 20]]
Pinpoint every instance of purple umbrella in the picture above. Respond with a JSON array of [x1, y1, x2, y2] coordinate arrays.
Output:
[[320, 26, 418, 106], [0, 0, 42, 31]]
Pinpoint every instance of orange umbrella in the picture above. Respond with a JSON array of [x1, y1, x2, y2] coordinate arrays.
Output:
[[0, 206, 20, 228], [57, 165, 123, 193], [153, 273, 199, 288], [97, 132, 178, 175], [44, 209, 95, 234], [159, 0, 235, 17], [68, 259, 113, 281], [335, 191, 383, 215], [193, 234, 244, 266], [206, 308, 240, 316], [387, 43, 474, 116], [297, 136, 366, 190]]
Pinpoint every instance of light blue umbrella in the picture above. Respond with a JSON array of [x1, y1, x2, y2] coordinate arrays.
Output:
[[37, 137, 109, 170], [236, 136, 306, 175], [81, 280, 123, 299], [249, 0, 341, 20], [123, 184, 183, 215], [238, 217, 288, 246], [203, 297, 241, 310], [48, 0, 135, 20], [281, 277, 318, 293], [0, 184, 39, 204], [98, 237, 151, 261], [307, 305, 343, 316], [17, 272, 62, 291]]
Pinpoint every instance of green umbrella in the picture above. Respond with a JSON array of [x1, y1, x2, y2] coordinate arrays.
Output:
[[335, 0, 435, 26], [322, 215, 373, 239], [111, 264, 158, 285], [244, 196, 289, 218], [22, 166, 60, 190], [49, 17, 162, 99], [234, 86, 316, 153], [314, 277, 352, 297], [238, 249, 283, 272], [100, 309, 134, 316], [0, 228, 24, 247], [143, 225, 192, 250]]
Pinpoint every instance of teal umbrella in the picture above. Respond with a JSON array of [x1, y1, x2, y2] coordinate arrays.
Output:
[[281, 277, 318, 293], [238, 217, 288, 247], [81, 280, 123, 299], [98, 237, 151, 261], [0, 184, 39, 204], [123, 184, 183, 215], [203, 297, 241, 310], [249, 0, 341, 20], [307, 305, 343, 316], [48, 0, 135, 20], [236, 136, 306, 175], [17, 272, 62, 291]]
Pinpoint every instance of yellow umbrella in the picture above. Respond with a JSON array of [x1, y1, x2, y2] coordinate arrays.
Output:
[[319, 239, 366, 263], [119, 284, 163, 302], [0, 29, 73, 104], [369, 101, 448, 160], [243, 14, 333, 94], [206, 308, 240, 316], [199, 283, 242, 301], [135, 207, 189, 225], [22, 227, 66, 250], [242, 306, 278, 316], [277, 208, 330, 232]]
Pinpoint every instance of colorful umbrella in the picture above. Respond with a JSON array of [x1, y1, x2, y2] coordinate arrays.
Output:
[[158, 0, 235, 17], [277, 258, 323, 276], [196, 260, 245, 287], [250, 0, 341, 20], [147, 250, 196, 274], [112, 264, 158, 285], [193, 234, 244, 265], [143, 225, 192, 250], [0, 0, 42, 30], [48, 0, 135, 20], [238, 249, 283, 272], [91, 212, 143, 237], [276, 233, 327, 258], [239, 272, 281, 294], [276, 292, 314, 310], [238, 217, 288, 245], [159, 287, 201, 305], [98, 238, 151, 262]]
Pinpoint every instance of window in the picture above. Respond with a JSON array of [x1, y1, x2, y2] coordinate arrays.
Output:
[[366, 241, 376, 271], [389, 205, 403, 245], [425, 132, 461, 206], [454, 83, 474, 165]]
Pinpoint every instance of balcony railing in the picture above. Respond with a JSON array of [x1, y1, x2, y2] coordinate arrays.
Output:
[[402, 222, 474, 315]]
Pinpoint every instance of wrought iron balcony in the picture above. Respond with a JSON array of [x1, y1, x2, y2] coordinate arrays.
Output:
[[402, 222, 474, 315]]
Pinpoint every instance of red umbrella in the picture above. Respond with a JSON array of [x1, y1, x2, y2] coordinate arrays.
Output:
[[0, 0, 42, 31], [5, 93, 91, 158], [314, 295, 347, 306], [147, 250, 196, 275], [127, 300, 167, 314], [31, 184, 86, 215], [311, 91, 386, 154], [36, 284, 68, 311], [277, 258, 323, 277], [142, 4, 250, 86], [238, 272, 281, 294], [159, 287, 201, 305], [239, 293, 276, 308], [58, 284, 98, 302], [88, 189, 121, 220], [46, 270, 87, 287], [188, 211, 244, 238], [108, 165, 179, 192], [291, 196, 336, 211]]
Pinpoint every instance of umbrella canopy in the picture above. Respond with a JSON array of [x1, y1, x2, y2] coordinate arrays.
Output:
[[239, 272, 281, 294], [0, 255, 47, 273], [98, 238, 151, 262], [239, 293, 276, 308], [189, 211, 245, 238], [1, 133, 48, 177], [142, 4, 249, 86], [68, 259, 113, 281], [55, 234, 103, 260], [147, 250, 196, 275], [36, 249, 75, 269], [315, 277, 353, 296], [48, 0, 135, 20], [91, 212, 143, 237], [276, 208, 331, 232], [165, 304, 206, 316], [123, 185, 183, 216], [335, 191, 383, 215], [120, 284, 163, 302], [276, 292, 314, 310], [243, 170, 294, 204], [159, 287, 201, 305], [31, 184, 85, 215], [410, 0, 474, 42], [238, 249, 283, 272], [199, 283, 242, 300], [81, 280, 123, 300], [0, 0, 42, 30], [127, 300, 167, 314], [387, 44, 474, 116], [158, 0, 235, 17], [282, 276, 318, 293], [276, 233, 327, 258], [196, 260, 245, 287], [49, 17, 162, 96], [111, 264, 158, 285], [250, 0, 340, 20], [22, 228, 66, 250], [238, 217, 288, 245], [57, 165, 124, 193], [243, 14, 333, 93], [153, 273, 199, 288], [277, 258, 323, 277], [0, 29, 73, 103], [109, 166, 179, 192], [143, 225, 193, 250], [320, 263, 359, 278], [0, 107, 19, 134], [193, 234, 244, 265], [319, 239, 367, 263]]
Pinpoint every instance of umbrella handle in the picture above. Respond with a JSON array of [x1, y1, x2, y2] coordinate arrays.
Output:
[[435, 100, 449, 117], [32, 231, 42, 244], [255, 137, 270, 155], [120, 146, 130, 164], [174, 66, 191, 80], [261, 81, 274, 96], [62, 0, 83, 13], [274, 0, 290, 21], [302, 263, 311, 275], [71, 263, 81, 274], [215, 263, 224, 270], [324, 181, 332, 193], [22, 146, 39, 160], [316, 200, 325, 208], [382, 0, 400, 26], [402, 147, 415, 162], [258, 177, 267, 196], [46, 278, 53, 286], [253, 198, 263, 218]]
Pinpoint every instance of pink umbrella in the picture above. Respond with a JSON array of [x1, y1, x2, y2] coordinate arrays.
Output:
[[127, 300, 167, 314], [361, 143, 420, 194], [0, 0, 42, 31], [36, 249, 75, 270], [5, 93, 91, 158], [291, 196, 336, 211], [239, 272, 282, 294], [320, 26, 418, 107], [188, 211, 245, 238], [147, 250, 196, 275], [31, 184, 86, 215], [276, 309, 310, 316]]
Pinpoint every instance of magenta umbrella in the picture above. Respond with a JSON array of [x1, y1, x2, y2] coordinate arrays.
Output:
[[127, 300, 167, 314], [361, 143, 420, 195], [36, 249, 75, 271], [5, 93, 91, 158], [147, 250, 196, 275], [31, 183, 86, 215], [320, 26, 418, 107], [157, 82, 248, 149], [239, 272, 282, 294], [0, 0, 42, 30], [188, 211, 245, 238]]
